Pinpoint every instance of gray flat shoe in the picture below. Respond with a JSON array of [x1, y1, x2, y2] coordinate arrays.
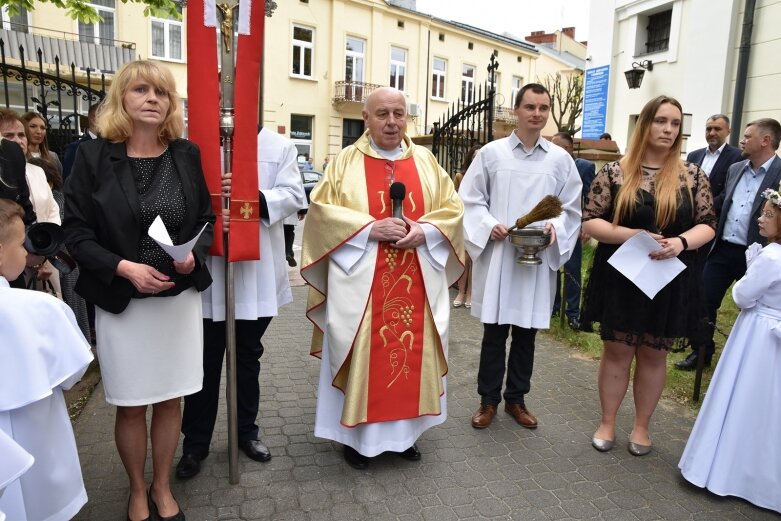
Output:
[[591, 437, 615, 452], [627, 441, 652, 456]]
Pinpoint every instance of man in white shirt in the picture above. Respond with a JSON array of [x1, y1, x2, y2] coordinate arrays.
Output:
[[685, 114, 743, 216], [460, 83, 582, 430]]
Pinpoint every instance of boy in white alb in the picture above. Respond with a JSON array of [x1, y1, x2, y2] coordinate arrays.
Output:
[[0, 199, 93, 521]]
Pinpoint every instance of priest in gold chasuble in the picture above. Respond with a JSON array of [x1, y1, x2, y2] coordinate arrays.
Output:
[[301, 88, 464, 466]]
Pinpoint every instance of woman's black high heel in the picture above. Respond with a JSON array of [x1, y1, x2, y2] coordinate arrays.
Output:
[[149, 487, 185, 521]]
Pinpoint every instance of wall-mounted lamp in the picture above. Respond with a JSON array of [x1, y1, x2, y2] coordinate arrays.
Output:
[[624, 60, 653, 89]]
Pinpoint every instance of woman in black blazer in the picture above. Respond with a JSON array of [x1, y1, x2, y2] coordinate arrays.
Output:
[[63, 60, 214, 521]]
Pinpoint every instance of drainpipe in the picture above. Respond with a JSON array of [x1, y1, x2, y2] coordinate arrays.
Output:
[[424, 24, 431, 134], [730, 0, 756, 146]]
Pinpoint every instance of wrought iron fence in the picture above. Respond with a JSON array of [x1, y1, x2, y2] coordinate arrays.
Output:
[[0, 38, 107, 157], [432, 53, 499, 176]]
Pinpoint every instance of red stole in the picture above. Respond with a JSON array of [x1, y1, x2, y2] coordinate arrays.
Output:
[[363, 155, 427, 423]]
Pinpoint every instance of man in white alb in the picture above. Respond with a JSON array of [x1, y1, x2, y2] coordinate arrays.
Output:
[[460, 83, 582, 430]]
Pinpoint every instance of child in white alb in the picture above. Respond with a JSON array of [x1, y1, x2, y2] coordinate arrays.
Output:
[[0, 199, 93, 521]]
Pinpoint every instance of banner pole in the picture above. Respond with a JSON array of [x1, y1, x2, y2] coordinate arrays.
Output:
[[216, 0, 240, 485]]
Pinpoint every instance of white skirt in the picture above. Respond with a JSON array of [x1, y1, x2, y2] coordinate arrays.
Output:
[[96, 288, 203, 406]]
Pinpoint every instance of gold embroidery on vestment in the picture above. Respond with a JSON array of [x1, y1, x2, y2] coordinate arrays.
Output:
[[379, 251, 419, 389], [378, 191, 386, 214]]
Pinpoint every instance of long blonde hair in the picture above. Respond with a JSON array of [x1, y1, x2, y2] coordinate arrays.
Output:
[[98, 60, 183, 143], [614, 95, 690, 230]]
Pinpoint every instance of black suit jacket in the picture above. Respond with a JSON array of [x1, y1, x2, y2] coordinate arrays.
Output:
[[0, 138, 36, 224], [63, 138, 215, 313], [687, 144, 743, 215], [62, 132, 93, 180], [714, 155, 781, 250]]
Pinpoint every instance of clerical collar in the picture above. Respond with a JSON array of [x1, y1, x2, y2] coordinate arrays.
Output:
[[369, 136, 405, 160], [0, 276, 9, 288]]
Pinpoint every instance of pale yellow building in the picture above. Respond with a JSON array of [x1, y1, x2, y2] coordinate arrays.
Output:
[[263, 0, 590, 165], [1, 0, 585, 163]]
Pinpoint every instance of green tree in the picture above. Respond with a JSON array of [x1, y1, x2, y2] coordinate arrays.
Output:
[[541, 72, 585, 135], [0, 0, 182, 23]]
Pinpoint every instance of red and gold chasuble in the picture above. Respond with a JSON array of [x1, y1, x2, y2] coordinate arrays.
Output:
[[363, 156, 429, 423]]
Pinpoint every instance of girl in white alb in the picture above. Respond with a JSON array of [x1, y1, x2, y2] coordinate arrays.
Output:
[[679, 185, 781, 513]]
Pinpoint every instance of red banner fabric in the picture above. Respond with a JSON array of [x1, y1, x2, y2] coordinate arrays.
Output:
[[186, 0, 223, 255], [363, 156, 428, 423], [186, 0, 262, 261], [228, 0, 263, 261]]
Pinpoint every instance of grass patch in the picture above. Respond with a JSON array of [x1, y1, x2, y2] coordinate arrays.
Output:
[[543, 242, 739, 410]]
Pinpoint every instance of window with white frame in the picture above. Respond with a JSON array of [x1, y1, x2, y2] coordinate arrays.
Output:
[[461, 65, 475, 104], [432, 58, 446, 100], [292, 25, 314, 78], [0, 6, 28, 32], [78, 0, 115, 45], [345, 37, 365, 83], [511, 76, 523, 106], [345, 36, 366, 101], [389, 46, 406, 92], [151, 6, 183, 61]]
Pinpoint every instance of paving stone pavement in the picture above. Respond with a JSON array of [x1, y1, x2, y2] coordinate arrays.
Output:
[[72, 263, 778, 520]]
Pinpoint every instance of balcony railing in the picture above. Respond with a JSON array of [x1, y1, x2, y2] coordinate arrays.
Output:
[[333, 80, 384, 105], [494, 106, 516, 124], [0, 24, 136, 73]]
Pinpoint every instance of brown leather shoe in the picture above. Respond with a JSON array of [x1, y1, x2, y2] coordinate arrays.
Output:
[[471, 404, 497, 429], [505, 403, 538, 429]]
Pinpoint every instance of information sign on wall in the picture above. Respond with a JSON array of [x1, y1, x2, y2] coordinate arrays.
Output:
[[582, 65, 610, 140]]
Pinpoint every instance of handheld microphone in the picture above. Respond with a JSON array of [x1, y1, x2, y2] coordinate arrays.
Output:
[[390, 182, 405, 220]]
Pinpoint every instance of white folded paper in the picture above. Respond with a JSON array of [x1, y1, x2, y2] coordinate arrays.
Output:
[[607, 231, 686, 299], [148, 215, 208, 263]]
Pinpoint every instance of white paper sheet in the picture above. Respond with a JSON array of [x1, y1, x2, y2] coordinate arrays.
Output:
[[148, 215, 208, 263], [607, 231, 686, 299]]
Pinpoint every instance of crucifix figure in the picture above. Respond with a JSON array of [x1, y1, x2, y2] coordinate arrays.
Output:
[[217, 3, 238, 53]]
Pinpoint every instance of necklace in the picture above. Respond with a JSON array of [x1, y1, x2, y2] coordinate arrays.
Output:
[[127, 144, 169, 158]]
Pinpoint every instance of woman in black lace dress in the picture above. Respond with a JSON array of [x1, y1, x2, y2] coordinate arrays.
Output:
[[581, 96, 716, 456]]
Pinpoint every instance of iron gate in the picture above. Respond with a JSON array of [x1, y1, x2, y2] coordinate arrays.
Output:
[[431, 53, 498, 176], [0, 38, 106, 157]]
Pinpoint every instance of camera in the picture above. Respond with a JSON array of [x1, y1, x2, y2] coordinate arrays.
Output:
[[24, 222, 75, 275]]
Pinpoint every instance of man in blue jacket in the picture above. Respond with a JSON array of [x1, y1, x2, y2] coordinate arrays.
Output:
[[62, 104, 99, 180], [551, 132, 595, 330]]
